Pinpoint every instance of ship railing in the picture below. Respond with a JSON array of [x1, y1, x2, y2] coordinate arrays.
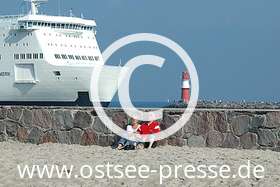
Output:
[[0, 15, 24, 20]]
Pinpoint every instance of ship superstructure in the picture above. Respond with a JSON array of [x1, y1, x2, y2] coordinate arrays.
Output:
[[0, 0, 121, 106]]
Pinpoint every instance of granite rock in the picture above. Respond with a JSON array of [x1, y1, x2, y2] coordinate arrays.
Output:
[[32, 109, 53, 129], [92, 117, 111, 134], [188, 135, 205, 147], [81, 128, 97, 146], [5, 120, 20, 137], [231, 115, 250, 136], [240, 132, 258, 149], [17, 127, 29, 143], [28, 127, 43, 144], [53, 110, 74, 130], [265, 112, 280, 128], [40, 131, 58, 144], [206, 130, 224, 147], [0, 108, 7, 119], [7, 108, 22, 122], [73, 111, 92, 129], [222, 133, 240, 148], [69, 128, 83, 144], [257, 129, 277, 147]]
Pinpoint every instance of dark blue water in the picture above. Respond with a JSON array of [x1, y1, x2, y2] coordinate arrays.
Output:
[[109, 101, 171, 108]]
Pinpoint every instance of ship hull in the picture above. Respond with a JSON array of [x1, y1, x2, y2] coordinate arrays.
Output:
[[0, 63, 122, 107]]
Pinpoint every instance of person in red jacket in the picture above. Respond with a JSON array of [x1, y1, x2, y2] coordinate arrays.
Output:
[[137, 119, 161, 149]]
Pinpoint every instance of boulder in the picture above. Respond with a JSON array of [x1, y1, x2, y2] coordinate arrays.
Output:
[[98, 135, 115, 147], [20, 109, 33, 127], [5, 120, 20, 137], [69, 128, 83, 144], [92, 117, 111, 134], [222, 133, 240, 148], [108, 111, 128, 129], [0, 134, 7, 142], [55, 131, 71, 144], [17, 127, 29, 143], [53, 110, 74, 130], [184, 112, 213, 136], [0, 121, 5, 134], [0, 108, 7, 119], [157, 139, 168, 146], [81, 128, 97, 146], [250, 115, 266, 129], [7, 108, 22, 121], [28, 127, 43, 144], [188, 135, 205, 147], [257, 129, 277, 147], [240, 132, 258, 149], [265, 112, 280, 128], [162, 113, 180, 130], [213, 112, 228, 133], [73, 111, 92, 129], [206, 130, 224, 147], [168, 137, 187, 147], [230, 115, 250, 136], [39, 131, 58, 144], [32, 109, 53, 129]]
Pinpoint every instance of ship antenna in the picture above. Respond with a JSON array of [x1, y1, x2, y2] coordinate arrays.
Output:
[[24, 0, 48, 15]]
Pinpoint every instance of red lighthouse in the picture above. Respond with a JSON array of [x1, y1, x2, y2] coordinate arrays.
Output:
[[181, 71, 190, 103]]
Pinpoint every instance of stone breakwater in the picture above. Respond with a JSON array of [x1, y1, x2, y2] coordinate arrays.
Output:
[[0, 106, 279, 151]]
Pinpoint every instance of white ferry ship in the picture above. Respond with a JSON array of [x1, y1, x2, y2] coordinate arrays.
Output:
[[0, 0, 122, 106]]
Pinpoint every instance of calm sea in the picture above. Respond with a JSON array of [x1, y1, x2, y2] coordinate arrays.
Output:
[[108, 101, 171, 108]]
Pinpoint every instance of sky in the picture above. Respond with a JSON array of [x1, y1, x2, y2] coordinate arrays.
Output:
[[2, 0, 280, 102]]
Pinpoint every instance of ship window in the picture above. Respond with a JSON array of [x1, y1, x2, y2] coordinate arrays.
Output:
[[68, 55, 74, 60], [88, 56, 94, 61], [33, 22, 37, 26], [51, 23, 55, 28], [94, 56, 99, 61], [40, 53, 44, 59], [75, 55, 81, 60], [81, 56, 88, 60], [20, 54, 25, 59], [54, 54, 61, 59], [53, 71, 61, 76], [28, 22, 32, 27], [61, 54, 67, 59], [14, 54, 19, 60], [27, 53, 32, 59], [48, 23, 51, 27], [33, 53, 38, 59]]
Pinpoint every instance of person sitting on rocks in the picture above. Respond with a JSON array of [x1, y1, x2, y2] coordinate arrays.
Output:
[[116, 118, 141, 150], [137, 114, 161, 149]]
